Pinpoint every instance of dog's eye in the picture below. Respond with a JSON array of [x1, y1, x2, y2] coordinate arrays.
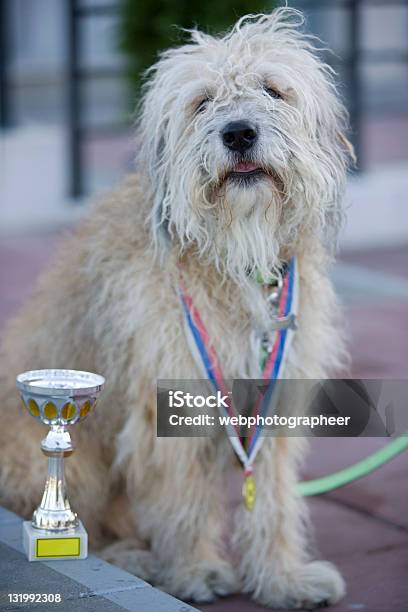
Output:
[[195, 98, 210, 114], [264, 86, 282, 100]]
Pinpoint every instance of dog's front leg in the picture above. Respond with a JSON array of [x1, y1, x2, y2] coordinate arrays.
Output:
[[135, 438, 238, 603], [233, 437, 345, 609]]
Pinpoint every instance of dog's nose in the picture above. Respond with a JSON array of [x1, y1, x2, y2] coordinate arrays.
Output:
[[222, 121, 258, 153]]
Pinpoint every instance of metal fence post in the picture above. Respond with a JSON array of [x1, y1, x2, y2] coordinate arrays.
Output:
[[0, 0, 11, 128], [67, 0, 82, 198], [349, 0, 363, 169]]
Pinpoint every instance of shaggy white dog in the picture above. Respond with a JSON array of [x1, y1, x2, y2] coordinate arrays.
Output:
[[0, 9, 353, 609]]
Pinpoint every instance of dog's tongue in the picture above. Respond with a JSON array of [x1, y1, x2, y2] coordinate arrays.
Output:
[[233, 162, 259, 173]]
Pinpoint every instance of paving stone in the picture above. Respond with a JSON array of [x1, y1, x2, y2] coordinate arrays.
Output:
[[340, 245, 408, 280], [310, 497, 408, 612], [201, 597, 267, 612], [0, 232, 63, 330], [201, 494, 408, 612], [309, 491, 408, 561], [107, 587, 197, 612], [0, 541, 92, 610], [43, 556, 148, 597], [0, 508, 22, 525], [0, 519, 24, 554], [0, 511, 198, 612], [303, 437, 408, 530], [347, 303, 408, 378]]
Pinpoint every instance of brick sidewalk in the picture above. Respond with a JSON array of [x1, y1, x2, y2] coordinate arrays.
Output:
[[1, 232, 407, 612]]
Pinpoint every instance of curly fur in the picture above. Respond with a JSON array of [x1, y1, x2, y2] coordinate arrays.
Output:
[[0, 9, 352, 608]]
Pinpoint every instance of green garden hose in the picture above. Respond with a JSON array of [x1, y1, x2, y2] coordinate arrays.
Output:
[[298, 434, 408, 496]]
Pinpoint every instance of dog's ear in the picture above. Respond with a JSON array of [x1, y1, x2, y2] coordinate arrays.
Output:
[[336, 130, 357, 165], [306, 86, 354, 252], [153, 134, 171, 243], [136, 62, 174, 252], [136, 33, 213, 254]]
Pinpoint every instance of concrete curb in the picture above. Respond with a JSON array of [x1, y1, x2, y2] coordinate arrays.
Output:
[[0, 507, 197, 612]]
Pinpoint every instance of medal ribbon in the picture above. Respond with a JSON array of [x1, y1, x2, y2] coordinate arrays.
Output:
[[178, 257, 298, 508]]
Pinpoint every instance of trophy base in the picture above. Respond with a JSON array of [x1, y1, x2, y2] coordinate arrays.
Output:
[[23, 520, 88, 561]]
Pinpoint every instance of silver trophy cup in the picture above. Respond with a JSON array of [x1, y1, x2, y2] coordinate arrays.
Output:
[[16, 369, 104, 561]]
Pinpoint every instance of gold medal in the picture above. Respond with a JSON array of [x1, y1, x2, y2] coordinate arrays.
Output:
[[243, 474, 256, 511]]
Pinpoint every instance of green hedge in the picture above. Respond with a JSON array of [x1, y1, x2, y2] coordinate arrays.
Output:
[[118, 0, 273, 97]]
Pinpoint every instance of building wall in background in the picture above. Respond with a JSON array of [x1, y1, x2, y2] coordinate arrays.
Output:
[[1, 0, 407, 241]]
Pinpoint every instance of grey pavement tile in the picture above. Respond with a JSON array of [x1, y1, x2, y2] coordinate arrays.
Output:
[[0, 512, 198, 612], [1, 594, 124, 612], [43, 556, 149, 596], [107, 586, 198, 612], [34, 598, 124, 612], [0, 519, 24, 554], [0, 541, 91, 610], [0, 508, 22, 525]]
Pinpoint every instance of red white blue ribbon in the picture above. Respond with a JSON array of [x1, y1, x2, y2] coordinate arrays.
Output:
[[178, 257, 298, 477]]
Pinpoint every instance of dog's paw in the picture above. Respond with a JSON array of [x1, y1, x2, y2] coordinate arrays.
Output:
[[98, 538, 157, 583], [254, 561, 345, 609], [157, 559, 239, 603]]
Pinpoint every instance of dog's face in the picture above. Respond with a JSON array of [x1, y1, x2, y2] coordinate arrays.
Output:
[[138, 9, 353, 281]]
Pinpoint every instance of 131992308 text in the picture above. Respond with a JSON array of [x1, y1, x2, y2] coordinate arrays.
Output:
[[8, 593, 62, 604]]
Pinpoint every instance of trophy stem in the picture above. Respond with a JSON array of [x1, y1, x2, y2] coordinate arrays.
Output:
[[32, 426, 78, 531]]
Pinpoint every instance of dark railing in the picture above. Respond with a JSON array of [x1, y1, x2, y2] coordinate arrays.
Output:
[[65, 0, 408, 196], [0, 0, 11, 128], [67, 0, 123, 198], [295, 0, 408, 168], [348, 0, 363, 164], [67, 0, 82, 198], [1, 0, 408, 198]]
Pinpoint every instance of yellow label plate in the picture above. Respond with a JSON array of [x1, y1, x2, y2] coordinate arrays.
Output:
[[36, 537, 80, 558]]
